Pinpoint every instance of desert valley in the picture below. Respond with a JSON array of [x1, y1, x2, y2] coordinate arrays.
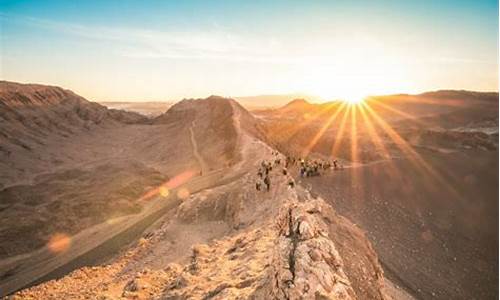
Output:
[[0, 81, 497, 299]]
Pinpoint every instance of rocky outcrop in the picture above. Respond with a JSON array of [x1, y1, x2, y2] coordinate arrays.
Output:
[[158, 197, 383, 300], [267, 200, 357, 299]]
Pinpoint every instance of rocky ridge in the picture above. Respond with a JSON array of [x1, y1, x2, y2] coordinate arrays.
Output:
[[12, 177, 387, 299]]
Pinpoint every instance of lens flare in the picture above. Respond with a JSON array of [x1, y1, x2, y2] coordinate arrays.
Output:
[[47, 233, 71, 254], [139, 170, 196, 201], [106, 218, 121, 225], [159, 186, 170, 197]]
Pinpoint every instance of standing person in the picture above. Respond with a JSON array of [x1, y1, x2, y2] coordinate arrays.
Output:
[[264, 175, 271, 191], [256, 180, 262, 191]]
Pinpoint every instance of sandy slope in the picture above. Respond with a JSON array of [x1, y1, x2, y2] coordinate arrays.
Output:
[[300, 149, 498, 300]]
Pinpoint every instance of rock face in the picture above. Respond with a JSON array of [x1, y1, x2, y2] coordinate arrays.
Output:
[[267, 200, 357, 299], [158, 198, 372, 300]]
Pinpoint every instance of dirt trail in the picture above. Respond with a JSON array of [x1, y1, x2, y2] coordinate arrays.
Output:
[[189, 121, 209, 175], [229, 100, 264, 166]]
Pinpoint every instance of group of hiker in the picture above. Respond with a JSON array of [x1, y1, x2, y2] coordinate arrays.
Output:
[[255, 150, 342, 192], [256, 159, 274, 191], [297, 158, 341, 177], [284, 155, 342, 178], [255, 151, 294, 192]]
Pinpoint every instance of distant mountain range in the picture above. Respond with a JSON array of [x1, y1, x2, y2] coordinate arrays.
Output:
[[234, 93, 323, 109], [99, 90, 499, 116]]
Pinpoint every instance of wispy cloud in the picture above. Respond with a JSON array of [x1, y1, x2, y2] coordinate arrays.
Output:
[[432, 57, 496, 65], [1, 13, 387, 67], [3, 13, 493, 69], [2, 13, 297, 64]]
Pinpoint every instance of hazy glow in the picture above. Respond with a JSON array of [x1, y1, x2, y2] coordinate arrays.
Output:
[[342, 97, 366, 105], [177, 188, 190, 200]]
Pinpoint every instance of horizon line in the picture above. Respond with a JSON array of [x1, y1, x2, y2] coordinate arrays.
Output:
[[1, 79, 498, 104]]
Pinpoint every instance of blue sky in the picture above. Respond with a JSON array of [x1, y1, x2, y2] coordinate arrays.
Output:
[[0, 0, 498, 101]]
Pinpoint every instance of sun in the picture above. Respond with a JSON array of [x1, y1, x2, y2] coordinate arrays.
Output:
[[304, 74, 369, 105], [341, 96, 366, 105]]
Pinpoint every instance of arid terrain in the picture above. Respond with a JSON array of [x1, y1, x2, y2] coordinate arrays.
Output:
[[99, 102, 173, 118], [0, 81, 497, 299]]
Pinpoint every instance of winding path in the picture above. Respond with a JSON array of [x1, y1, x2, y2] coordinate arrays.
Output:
[[189, 121, 209, 175]]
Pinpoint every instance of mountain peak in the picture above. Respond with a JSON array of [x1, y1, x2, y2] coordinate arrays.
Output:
[[286, 98, 310, 106], [206, 95, 228, 101], [0, 81, 80, 107]]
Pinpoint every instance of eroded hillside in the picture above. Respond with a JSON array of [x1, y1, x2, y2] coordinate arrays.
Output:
[[0, 84, 244, 263]]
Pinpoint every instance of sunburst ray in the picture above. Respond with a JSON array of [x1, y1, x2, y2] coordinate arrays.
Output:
[[362, 102, 463, 200], [301, 102, 347, 157]]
